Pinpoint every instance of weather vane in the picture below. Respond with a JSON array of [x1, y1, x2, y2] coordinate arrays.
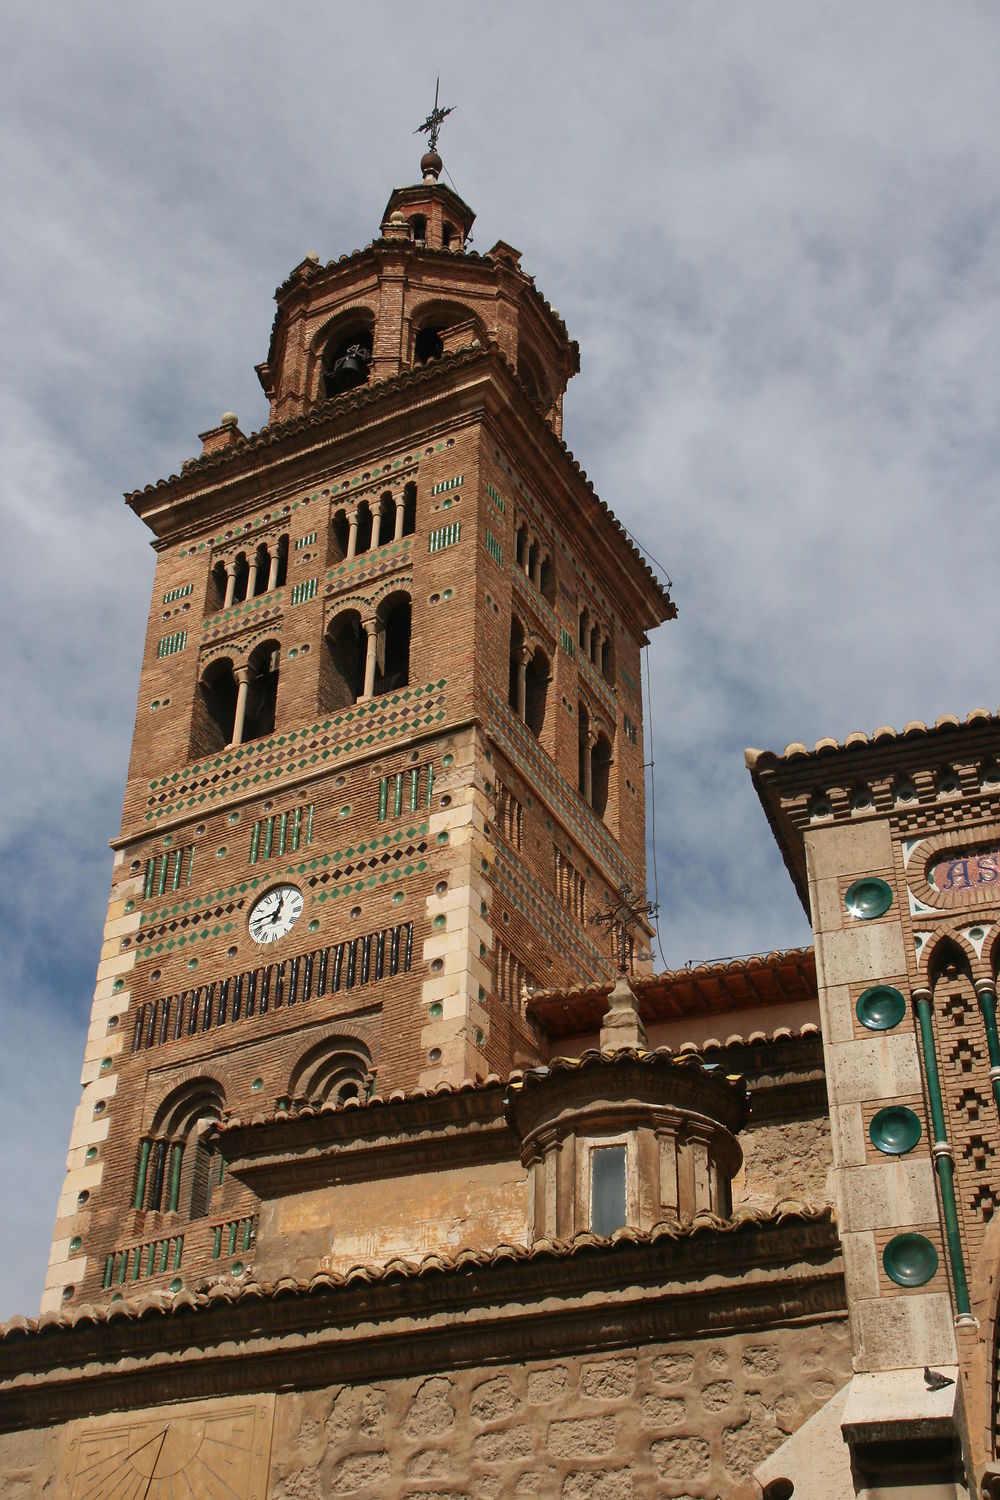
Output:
[[592, 882, 659, 975], [415, 76, 455, 154]]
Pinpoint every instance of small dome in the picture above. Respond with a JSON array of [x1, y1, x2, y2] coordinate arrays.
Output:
[[421, 149, 443, 182]]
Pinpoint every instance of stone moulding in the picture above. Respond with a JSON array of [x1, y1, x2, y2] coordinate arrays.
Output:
[[0, 1206, 842, 1432]]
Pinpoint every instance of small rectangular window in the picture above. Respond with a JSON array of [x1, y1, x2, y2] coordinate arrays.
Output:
[[591, 1145, 626, 1237]]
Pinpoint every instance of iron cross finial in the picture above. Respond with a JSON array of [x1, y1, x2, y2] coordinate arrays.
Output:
[[592, 882, 659, 975], [415, 76, 455, 155]]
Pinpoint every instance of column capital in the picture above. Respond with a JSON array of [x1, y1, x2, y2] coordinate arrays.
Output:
[[233, 665, 252, 686]]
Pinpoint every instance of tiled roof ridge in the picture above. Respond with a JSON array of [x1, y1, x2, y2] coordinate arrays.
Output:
[[0, 1202, 832, 1341], [746, 708, 998, 769], [531, 945, 815, 1005], [216, 1041, 776, 1134], [125, 345, 489, 500]]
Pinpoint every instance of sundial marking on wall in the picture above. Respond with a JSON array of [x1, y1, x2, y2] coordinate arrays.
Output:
[[57, 1394, 273, 1500]]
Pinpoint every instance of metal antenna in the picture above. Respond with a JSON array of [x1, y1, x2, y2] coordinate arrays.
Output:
[[592, 882, 659, 975], [415, 76, 456, 154]]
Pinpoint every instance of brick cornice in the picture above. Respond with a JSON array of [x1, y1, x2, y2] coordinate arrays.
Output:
[[0, 1210, 842, 1432]]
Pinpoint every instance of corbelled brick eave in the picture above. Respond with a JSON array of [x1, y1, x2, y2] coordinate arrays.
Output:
[[126, 344, 672, 626], [747, 709, 1000, 911], [0, 1207, 842, 1433]]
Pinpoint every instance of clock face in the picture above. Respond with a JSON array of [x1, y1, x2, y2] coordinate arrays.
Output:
[[247, 883, 304, 944]]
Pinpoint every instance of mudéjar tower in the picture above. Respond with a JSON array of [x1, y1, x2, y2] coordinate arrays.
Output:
[[43, 145, 674, 1313]]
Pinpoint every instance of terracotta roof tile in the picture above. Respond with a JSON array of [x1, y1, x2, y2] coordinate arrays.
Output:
[[745, 708, 1000, 770], [0, 1202, 832, 1342]]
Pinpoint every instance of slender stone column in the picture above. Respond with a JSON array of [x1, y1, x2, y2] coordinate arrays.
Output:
[[975, 979, 1000, 1119], [588, 621, 599, 663], [523, 536, 534, 576], [532, 550, 543, 589], [361, 617, 380, 700], [266, 548, 280, 591], [370, 502, 383, 550], [132, 1138, 151, 1211], [516, 646, 531, 720], [346, 509, 360, 560], [595, 628, 606, 674], [231, 666, 251, 746], [393, 493, 406, 540], [582, 730, 597, 804], [245, 555, 259, 598], [167, 1143, 184, 1213], [223, 562, 238, 609]]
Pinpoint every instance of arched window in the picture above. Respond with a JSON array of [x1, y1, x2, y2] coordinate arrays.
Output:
[[540, 554, 555, 606], [415, 325, 444, 364], [323, 326, 373, 398], [376, 592, 411, 695], [270, 535, 289, 591], [192, 658, 238, 756], [409, 214, 427, 245], [354, 499, 374, 556], [373, 492, 393, 549], [250, 544, 269, 599], [134, 1080, 225, 1221], [232, 553, 250, 603], [330, 509, 350, 563], [243, 640, 280, 743], [323, 610, 365, 709], [591, 732, 613, 818], [525, 648, 549, 739], [288, 1035, 372, 1107], [400, 482, 417, 537], [600, 632, 614, 682], [442, 221, 456, 250], [208, 561, 227, 613]]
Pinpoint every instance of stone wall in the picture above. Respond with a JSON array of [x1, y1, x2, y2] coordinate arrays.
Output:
[[267, 1320, 853, 1500]]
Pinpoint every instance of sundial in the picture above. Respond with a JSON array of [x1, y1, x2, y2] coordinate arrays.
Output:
[[57, 1395, 273, 1499]]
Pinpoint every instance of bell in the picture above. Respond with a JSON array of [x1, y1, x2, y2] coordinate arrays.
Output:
[[332, 345, 370, 389]]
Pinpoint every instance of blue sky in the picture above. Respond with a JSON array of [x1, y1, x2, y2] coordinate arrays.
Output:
[[2, 1, 999, 1317]]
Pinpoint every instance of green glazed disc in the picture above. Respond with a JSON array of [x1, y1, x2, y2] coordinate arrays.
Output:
[[883, 1232, 938, 1287], [856, 985, 907, 1031], [870, 1106, 922, 1155], [845, 877, 893, 919]]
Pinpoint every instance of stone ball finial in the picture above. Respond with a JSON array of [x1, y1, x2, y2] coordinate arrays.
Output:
[[390, 210, 406, 224], [220, 412, 238, 428], [305, 251, 320, 264], [421, 148, 442, 183]]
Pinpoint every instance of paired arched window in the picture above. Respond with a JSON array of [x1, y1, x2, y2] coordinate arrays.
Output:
[[191, 640, 281, 755], [508, 618, 549, 740], [578, 702, 613, 818], [322, 593, 412, 710], [133, 1080, 225, 1221]]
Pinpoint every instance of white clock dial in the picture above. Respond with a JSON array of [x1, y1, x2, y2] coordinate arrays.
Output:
[[247, 883, 304, 944]]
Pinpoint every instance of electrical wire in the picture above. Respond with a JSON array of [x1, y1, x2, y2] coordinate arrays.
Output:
[[643, 642, 670, 971]]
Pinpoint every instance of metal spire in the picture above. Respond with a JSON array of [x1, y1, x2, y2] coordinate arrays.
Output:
[[592, 882, 659, 975], [414, 76, 455, 155]]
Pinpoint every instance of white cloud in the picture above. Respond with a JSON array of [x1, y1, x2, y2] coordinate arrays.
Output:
[[2, 0, 999, 1315]]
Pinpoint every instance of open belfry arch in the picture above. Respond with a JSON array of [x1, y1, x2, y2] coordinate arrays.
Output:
[[0, 120, 995, 1500]]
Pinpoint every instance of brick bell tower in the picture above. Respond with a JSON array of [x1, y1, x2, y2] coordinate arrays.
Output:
[[42, 136, 674, 1313]]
